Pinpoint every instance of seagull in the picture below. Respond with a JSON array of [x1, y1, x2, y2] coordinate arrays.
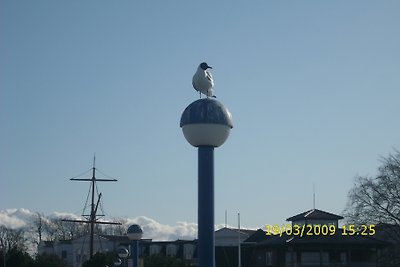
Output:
[[192, 62, 215, 98]]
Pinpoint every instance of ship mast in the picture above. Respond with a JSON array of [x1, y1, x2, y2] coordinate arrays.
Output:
[[63, 156, 121, 259]]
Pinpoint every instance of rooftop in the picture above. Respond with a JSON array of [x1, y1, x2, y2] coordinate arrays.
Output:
[[286, 209, 344, 222]]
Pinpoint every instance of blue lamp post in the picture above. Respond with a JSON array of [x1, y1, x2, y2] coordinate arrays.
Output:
[[180, 98, 233, 267], [127, 224, 143, 267]]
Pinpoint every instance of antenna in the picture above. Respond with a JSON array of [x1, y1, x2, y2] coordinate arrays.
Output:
[[313, 183, 316, 209], [225, 210, 227, 228]]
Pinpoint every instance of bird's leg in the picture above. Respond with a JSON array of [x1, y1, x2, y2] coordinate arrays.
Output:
[[199, 91, 201, 99]]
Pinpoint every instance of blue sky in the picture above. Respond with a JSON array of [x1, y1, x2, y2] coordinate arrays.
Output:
[[1, 1, 399, 231]]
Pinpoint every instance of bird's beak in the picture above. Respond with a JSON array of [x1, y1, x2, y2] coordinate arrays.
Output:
[[208, 66, 213, 69]]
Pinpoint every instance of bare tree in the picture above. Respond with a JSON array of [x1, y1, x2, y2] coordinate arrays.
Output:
[[112, 218, 129, 235], [33, 212, 44, 246], [344, 150, 400, 266], [42, 218, 59, 241], [0, 225, 28, 266], [96, 218, 129, 236], [53, 219, 71, 240], [0, 226, 27, 252], [41, 218, 89, 241], [61, 220, 88, 240], [345, 151, 400, 229]]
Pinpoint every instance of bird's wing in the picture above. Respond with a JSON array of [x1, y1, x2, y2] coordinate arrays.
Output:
[[192, 77, 198, 90], [205, 70, 213, 82]]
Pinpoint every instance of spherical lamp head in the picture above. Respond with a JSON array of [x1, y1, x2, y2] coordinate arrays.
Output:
[[180, 98, 233, 147], [114, 258, 122, 266], [117, 247, 129, 258], [127, 224, 143, 241]]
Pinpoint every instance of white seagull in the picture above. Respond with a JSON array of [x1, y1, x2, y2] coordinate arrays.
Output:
[[192, 62, 215, 98]]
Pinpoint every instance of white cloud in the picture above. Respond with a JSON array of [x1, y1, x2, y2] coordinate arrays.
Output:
[[0, 208, 34, 229], [48, 211, 81, 220], [0, 209, 198, 241], [0, 209, 259, 242], [127, 216, 197, 241]]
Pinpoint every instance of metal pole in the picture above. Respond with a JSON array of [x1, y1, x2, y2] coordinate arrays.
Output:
[[198, 146, 215, 267], [90, 162, 96, 258], [225, 210, 227, 228], [238, 213, 241, 267], [132, 240, 139, 267]]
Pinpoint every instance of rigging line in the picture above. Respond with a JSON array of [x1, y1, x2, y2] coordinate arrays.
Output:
[[70, 168, 92, 180], [100, 199, 105, 216], [82, 184, 92, 217], [95, 182, 100, 196], [96, 168, 117, 180], [73, 207, 86, 216], [101, 209, 113, 218], [100, 197, 105, 216], [98, 229, 104, 252], [79, 230, 88, 265], [94, 182, 106, 216]]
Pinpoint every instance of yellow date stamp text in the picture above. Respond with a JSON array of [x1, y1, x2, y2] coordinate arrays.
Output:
[[265, 224, 376, 237]]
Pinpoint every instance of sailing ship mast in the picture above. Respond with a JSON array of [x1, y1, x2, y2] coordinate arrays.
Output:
[[63, 156, 121, 259]]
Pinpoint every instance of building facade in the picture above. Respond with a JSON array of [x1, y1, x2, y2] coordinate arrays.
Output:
[[244, 209, 389, 267], [38, 208, 391, 267]]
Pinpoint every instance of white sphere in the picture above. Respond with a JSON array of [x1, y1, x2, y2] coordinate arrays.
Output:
[[127, 224, 143, 241], [117, 248, 129, 258], [180, 99, 233, 148]]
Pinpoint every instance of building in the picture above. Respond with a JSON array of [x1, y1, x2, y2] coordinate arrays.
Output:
[[38, 234, 197, 267], [141, 239, 197, 264], [38, 208, 392, 267], [245, 209, 389, 267], [215, 227, 256, 247], [38, 234, 128, 267]]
